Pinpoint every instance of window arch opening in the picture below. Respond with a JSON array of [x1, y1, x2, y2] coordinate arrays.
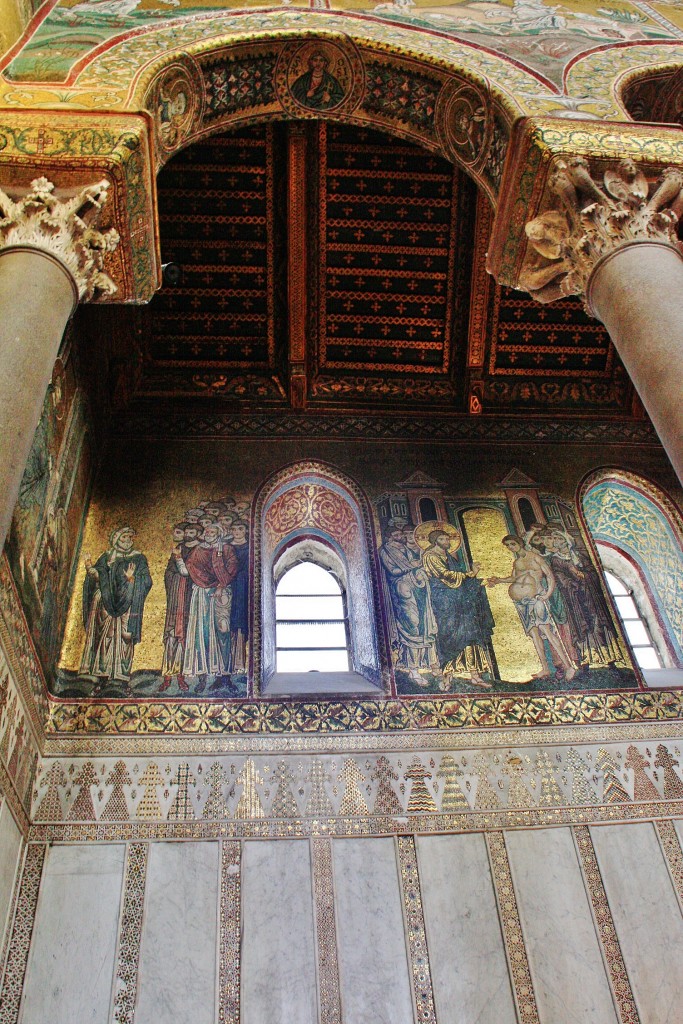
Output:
[[275, 561, 350, 673]]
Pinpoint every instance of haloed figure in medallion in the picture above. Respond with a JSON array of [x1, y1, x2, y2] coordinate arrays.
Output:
[[80, 526, 152, 691], [417, 522, 496, 690]]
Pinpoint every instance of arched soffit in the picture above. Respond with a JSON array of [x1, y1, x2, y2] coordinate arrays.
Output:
[[579, 468, 683, 663], [565, 43, 683, 121], [134, 36, 513, 199]]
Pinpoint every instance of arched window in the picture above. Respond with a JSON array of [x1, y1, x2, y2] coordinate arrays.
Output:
[[582, 469, 683, 684], [253, 462, 388, 696], [275, 561, 350, 672]]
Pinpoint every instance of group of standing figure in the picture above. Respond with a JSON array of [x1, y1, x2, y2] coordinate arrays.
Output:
[[380, 517, 622, 690], [159, 498, 250, 694], [79, 499, 250, 694]]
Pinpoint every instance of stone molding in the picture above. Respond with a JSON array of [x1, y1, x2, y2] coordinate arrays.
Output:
[[519, 158, 683, 308], [0, 177, 120, 302]]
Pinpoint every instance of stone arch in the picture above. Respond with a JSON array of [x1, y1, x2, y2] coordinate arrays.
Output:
[[579, 468, 683, 667], [251, 459, 391, 693], [121, 28, 528, 201]]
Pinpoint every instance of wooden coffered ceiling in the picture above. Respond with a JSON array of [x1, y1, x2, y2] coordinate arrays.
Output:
[[126, 120, 637, 419]]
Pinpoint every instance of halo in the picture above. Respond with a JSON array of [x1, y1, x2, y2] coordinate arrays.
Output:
[[413, 520, 462, 553]]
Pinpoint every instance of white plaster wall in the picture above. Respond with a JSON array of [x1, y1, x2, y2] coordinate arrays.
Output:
[[19, 844, 125, 1024], [0, 801, 23, 957]]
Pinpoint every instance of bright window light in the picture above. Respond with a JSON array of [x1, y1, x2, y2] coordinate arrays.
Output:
[[275, 562, 350, 672], [605, 570, 662, 671]]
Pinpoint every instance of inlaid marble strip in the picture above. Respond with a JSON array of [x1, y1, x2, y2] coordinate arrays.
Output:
[[0, 843, 46, 1024], [485, 832, 539, 1024], [218, 840, 241, 1024], [396, 836, 437, 1024], [311, 838, 342, 1024], [573, 826, 640, 1024], [654, 819, 683, 912], [0, 837, 22, 988], [111, 842, 148, 1024]]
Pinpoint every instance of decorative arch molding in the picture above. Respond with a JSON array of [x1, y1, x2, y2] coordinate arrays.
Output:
[[566, 44, 683, 122], [133, 33, 511, 199], [251, 459, 390, 693], [579, 468, 683, 666]]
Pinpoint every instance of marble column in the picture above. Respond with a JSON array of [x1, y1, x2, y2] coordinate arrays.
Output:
[[0, 177, 119, 551], [520, 159, 683, 484], [587, 242, 683, 482]]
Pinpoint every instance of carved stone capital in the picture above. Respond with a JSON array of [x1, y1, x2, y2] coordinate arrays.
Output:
[[519, 158, 683, 308], [0, 177, 120, 302]]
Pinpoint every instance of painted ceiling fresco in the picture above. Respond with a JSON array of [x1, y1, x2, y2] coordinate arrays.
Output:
[[132, 121, 635, 415], [3, 0, 679, 91]]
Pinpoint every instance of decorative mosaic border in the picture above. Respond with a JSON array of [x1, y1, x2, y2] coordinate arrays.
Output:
[[0, 834, 22, 989], [218, 841, 241, 1024], [573, 826, 640, 1024], [32, 739, 683, 824], [486, 831, 539, 1024], [311, 838, 342, 1024], [654, 819, 683, 913], [111, 843, 148, 1024], [0, 844, 46, 1024], [38, 719, 683, 757], [396, 836, 437, 1024], [26, 804, 683, 845], [44, 689, 683, 737], [112, 410, 659, 445]]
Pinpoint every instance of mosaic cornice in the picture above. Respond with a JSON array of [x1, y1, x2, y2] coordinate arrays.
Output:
[[111, 408, 660, 444], [0, 110, 159, 302], [488, 116, 683, 290]]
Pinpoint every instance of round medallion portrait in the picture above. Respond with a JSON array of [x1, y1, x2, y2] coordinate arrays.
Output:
[[437, 78, 492, 169], [148, 61, 202, 155], [276, 40, 363, 117]]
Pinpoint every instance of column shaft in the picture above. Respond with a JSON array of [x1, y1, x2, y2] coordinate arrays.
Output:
[[589, 243, 683, 483], [0, 249, 76, 552]]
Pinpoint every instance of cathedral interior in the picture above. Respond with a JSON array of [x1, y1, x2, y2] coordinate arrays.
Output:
[[0, 0, 683, 1021]]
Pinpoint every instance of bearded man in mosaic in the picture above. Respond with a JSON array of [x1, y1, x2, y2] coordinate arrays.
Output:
[[79, 526, 152, 690]]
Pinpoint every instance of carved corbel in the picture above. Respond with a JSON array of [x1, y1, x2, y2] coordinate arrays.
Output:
[[0, 177, 120, 302], [519, 158, 683, 308]]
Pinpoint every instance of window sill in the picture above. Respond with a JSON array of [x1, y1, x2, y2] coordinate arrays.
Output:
[[642, 668, 683, 688], [263, 671, 383, 698]]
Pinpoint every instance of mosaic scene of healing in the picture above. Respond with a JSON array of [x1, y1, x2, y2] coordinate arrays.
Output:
[[35, 444, 639, 702]]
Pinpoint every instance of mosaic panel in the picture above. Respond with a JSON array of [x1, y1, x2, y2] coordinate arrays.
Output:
[[0, 643, 39, 822], [51, 440, 638, 709]]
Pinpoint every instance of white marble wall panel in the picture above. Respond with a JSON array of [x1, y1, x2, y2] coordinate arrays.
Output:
[[0, 801, 22, 953], [333, 837, 413, 1024], [241, 839, 317, 1024], [416, 833, 516, 1024], [136, 841, 219, 1024], [506, 827, 618, 1024], [19, 843, 125, 1024], [591, 822, 683, 1024]]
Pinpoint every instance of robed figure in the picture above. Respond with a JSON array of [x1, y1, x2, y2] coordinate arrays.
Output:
[[181, 524, 238, 687], [380, 524, 439, 686], [80, 526, 152, 686], [417, 523, 495, 690]]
